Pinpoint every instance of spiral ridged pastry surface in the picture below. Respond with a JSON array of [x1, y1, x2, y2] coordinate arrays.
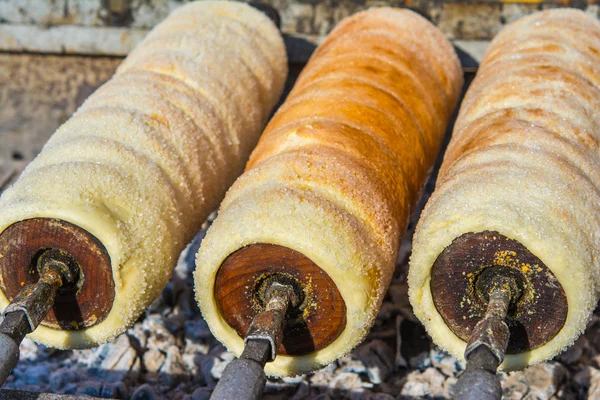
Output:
[[195, 7, 462, 376], [409, 9, 600, 370], [0, 1, 287, 349]]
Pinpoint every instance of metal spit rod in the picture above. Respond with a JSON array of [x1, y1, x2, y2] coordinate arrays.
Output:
[[0, 250, 79, 386], [453, 273, 521, 400], [210, 280, 299, 400]]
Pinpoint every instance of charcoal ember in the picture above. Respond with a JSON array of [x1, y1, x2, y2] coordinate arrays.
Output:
[[76, 380, 103, 397], [85, 335, 138, 381], [209, 357, 229, 380], [354, 340, 395, 384], [577, 367, 600, 397], [349, 391, 369, 400], [587, 318, 600, 353], [399, 319, 431, 369], [397, 235, 413, 266], [143, 348, 166, 373], [101, 381, 128, 399], [310, 395, 331, 400], [184, 319, 212, 341], [394, 315, 408, 369], [443, 377, 458, 398], [158, 345, 190, 387], [62, 383, 79, 395], [340, 356, 368, 375], [196, 355, 218, 387], [49, 367, 80, 391], [557, 336, 588, 365], [573, 366, 594, 388], [376, 374, 404, 396], [171, 384, 192, 400], [264, 380, 296, 394], [400, 367, 446, 398], [181, 353, 198, 375], [175, 285, 197, 317], [430, 348, 463, 377], [264, 394, 294, 400], [291, 381, 310, 399], [208, 342, 228, 356], [18, 338, 44, 362], [328, 372, 363, 391], [523, 363, 566, 398], [309, 362, 338, 387], [376, 302, 399, 321], [148, 282, 173, 316], [218, 351, 235, 363], [164, 314, 186, 335], [184, 338, 209, 356], [387, 282, 416, 321], [183, 232, 204, 273], [365, 394, 394, 400], [502, 372, 529, 400], [12, 364, 51, 386], [191, 386, 212, 400], [128, 323, 149, 352], [145, 316, 178, 353], [131, 383, 158, 400]]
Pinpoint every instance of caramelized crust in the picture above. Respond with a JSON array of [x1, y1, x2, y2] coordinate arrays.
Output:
[[196, 8, 462, 377], [409, 9, 600, 370]]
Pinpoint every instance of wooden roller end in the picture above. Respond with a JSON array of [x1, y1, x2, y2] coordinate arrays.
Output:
[[0, 218, 114, 330], [430, 231, 568, 354], [214, 244, 347, 356]]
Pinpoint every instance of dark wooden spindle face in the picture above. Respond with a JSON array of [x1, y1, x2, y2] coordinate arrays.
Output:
[[214, 243, 347, 356], [431, 230, 568, 354], [0, 218, 114, 330]]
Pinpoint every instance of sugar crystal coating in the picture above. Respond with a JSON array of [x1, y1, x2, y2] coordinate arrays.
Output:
[[409, 8, 600, 371], [195, 8, 462, 377], [0, 0, 287, 349]]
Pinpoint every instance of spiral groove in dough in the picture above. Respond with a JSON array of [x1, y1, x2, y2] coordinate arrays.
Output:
[[195, 8, 462, 377], [0, 1, 287, 349], [409, 9, 600, 370]]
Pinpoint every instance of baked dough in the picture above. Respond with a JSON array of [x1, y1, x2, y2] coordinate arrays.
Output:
[[195, 8, 462, 376], [409, 8, 600, 370], [0, 1, 287, 349]]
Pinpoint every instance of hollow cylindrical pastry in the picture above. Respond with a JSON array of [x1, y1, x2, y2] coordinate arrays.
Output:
[[0, 1, 287, 349], [409, 9, 600, 371], [195, 8, 462, 376]]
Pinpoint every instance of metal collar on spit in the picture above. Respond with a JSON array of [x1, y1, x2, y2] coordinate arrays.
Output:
[[0, 248, 80, 387], [210, 276, 301, 400], [453, 269, 523, 400]]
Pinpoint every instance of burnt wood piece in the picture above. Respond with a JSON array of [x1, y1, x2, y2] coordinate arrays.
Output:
[[0, 218, 114, 330], [431, 230, 568, 354], [214, 243, 346, 356]]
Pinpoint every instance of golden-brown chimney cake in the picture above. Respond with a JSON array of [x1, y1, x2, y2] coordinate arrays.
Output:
[[195, 7, 462, 376]]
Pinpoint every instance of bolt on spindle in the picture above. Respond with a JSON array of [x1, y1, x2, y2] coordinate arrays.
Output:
[[0, 249, 80, 386], [453, 272, 522, 400], [210, 278, 300, 400]]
